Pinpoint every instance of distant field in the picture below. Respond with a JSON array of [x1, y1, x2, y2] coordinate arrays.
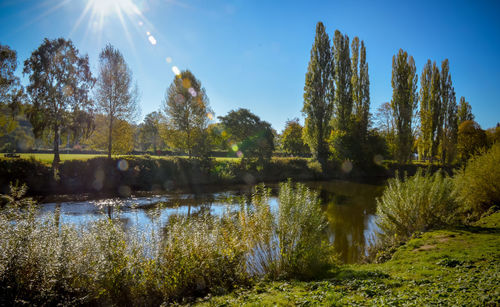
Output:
[[1, 153, 241, 164]]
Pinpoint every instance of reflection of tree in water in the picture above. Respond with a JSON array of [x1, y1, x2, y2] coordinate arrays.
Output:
[[315, 181, 382, 263]]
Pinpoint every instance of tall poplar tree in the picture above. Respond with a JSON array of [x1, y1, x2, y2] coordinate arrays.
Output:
[[429, 62, 441, 161], [390, 49, 418, 163], [302, 22, 334, 164], [330, 30, 354, 161], [457, 97, 474, 125], [348, 37, 370, 162], [358, 40, 370, 139], [443, 87, 458, 164], [439, 59, 454, 164], [332, 30, 352, 132], [419, 60, 432, 161]]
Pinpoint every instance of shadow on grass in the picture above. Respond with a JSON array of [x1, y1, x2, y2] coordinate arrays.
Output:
[[455, 225, 500, 234], [333, 268, 390, 281]]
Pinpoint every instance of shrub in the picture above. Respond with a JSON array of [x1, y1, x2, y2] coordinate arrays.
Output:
[[453, 143, 500, 220], [376, 169, 457, 247], [0, 180, 335, 304], [240, 181, 335, 280]]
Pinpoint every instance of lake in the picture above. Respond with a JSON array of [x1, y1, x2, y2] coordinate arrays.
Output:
[[38, 180, 384, 264]]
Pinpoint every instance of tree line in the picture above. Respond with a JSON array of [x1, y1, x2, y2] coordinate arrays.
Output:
[[1, 27, 499, 168], [301, 22, 498, 167]]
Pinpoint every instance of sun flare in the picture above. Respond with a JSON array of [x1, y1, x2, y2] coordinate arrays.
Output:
[[88, 0, 139, 17]]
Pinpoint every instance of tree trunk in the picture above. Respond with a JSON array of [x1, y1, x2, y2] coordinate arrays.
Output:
[[53, 123, 60, 167], [153, 132, 157, 154], [108, 117, 113, 159], [187, 129, 192, 159]]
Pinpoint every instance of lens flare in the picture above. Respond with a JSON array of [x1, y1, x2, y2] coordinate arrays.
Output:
[[188, 87, 197, 97], [172, 66, 181, 76], [166, 57, 172, 63], [148, 35, 157, 45]]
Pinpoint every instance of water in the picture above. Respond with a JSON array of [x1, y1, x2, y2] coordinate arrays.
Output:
[[38, 180, 384, 264]]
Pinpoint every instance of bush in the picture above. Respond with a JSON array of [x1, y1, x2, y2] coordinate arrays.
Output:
[[240, 181, 335, 280], [453, 143, 500, 220], [0, 180, 335, 304], [375, 169, 457, 247]]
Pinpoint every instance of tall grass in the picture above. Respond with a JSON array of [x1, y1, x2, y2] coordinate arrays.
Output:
[[0, 181, 334, 305], [375, 169, 457, 247], [239, 181, 334, 280]]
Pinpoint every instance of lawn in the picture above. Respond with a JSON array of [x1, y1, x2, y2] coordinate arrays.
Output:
[[1, 153, 243, 164], [195, 212, 500, 306]]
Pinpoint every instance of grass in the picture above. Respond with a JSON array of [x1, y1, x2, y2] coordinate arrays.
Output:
[[194, 212, 500, 306], [1, 153, 245, 164]]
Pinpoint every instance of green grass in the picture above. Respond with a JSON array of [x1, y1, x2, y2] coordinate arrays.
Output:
[[3, 153, 309, 164], [1, 153, 243, 164], [2, 153, 108, 163], [195, 212, 500, 306]]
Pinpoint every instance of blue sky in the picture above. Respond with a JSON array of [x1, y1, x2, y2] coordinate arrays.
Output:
[[1, 0, 499, 131]]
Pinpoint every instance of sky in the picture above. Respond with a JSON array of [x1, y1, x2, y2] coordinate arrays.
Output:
[[1, 0, 499, 131]]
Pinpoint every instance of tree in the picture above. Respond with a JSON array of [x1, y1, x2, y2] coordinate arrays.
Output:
[[439, 59, 457, 164], [419, 60, 432, 161], [207, 123, 228, 151], [88, 114, 134, 154], [348, 36, 371, 163], [457, 97, 474, 125], [302, 22, 334, 165], [23, 38, 94, 167], [329, 30, 355, 162], [95, 44, 139, 158], [140, 111, 162, 154], [218, 108, 274, 162], [390, 49, 418, 163], [163, 69, 212, 158], [374, 102, 397, 158], [457, 120, 487, 162], [0, 44, 24, 135], [281, 118, 309, 156]]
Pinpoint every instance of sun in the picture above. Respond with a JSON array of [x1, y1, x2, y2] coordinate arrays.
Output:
[[88, 0, 140, 18]]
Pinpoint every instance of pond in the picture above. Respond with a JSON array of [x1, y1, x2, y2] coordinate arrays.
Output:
[[38, 180, 384, 264]]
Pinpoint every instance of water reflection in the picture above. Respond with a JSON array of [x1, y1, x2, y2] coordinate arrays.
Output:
[[38, 181, 383, 264], [307, 181, 383, 263]]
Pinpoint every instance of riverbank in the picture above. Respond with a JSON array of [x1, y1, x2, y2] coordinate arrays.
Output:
[[194, 212, 500, 306], [0, 155, 454, 197]]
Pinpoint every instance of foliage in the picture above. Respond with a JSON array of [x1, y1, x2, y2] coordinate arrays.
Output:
[[0, 44, 25, 135], [95, 44, 139, 158], [201, 214, 500, 306], [376, 169, 457, 246], [302, 21, 333, 164], [280, 118, 309, 156], [390, 49, 418, 163], [457, 96, 474, 125], [138, 111, 163, 153], [218, 108, 274, 163], [351, 37, 370, 155], [162, 69, 212, 158], [239, 181, 334, 280], [0, 180, 339, 304], [374, 102, 397, 159], [457, 120, 487, 162], [87, 114, 135, 154], [23, 38, 95, 166], [453, 143, 500, 219]]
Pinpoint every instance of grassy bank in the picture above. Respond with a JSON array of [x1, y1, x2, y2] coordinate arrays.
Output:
[[0, 155, 383, 196], [0, 153, 454, 196], [196, 212, 500, 306]]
